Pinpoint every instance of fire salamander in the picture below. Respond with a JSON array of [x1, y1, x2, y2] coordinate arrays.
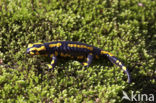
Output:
[[26, 41, 130, 83]]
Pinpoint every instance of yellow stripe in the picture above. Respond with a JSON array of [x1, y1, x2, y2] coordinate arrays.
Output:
[[29, 46, 46, 52], [28, 43, 42, 48], [101, 50, 114, 56], [116, 60, 119, 64], [37, 46, 46, 51]]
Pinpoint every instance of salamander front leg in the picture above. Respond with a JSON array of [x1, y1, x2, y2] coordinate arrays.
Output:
[[82, 53, 93, 67], [47, 55, 57, 70]]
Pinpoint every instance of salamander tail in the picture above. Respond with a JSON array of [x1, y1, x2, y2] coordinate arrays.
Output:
[[100, 50, 130, 83], [108, 55, 130, 83]]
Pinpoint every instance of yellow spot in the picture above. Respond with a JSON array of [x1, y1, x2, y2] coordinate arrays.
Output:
[[70, 44, 74, 47], [30, 52, 34, 55], [77, 45, 81, 48], [83, 62, 88, 66], [57, 43, 62, 47], [88, 47, 93, 51], [55, 51, 58, 56], [47, 64, 53, 69], [119, 62, 122, 65], [116, 60, 120, 64], [51, 60, 55, 64], [73, 44, 77, 47], [87, 58, 89, 61], [28, 44, 33, 48], [95, 55, 99, 59], [101, 51, 114, 56], [80, 45, 84, 48], [49, 44, 56, 48], [28, 43, 42, 48], [122, 66, 127, 71], [83, 45, 87, 49]]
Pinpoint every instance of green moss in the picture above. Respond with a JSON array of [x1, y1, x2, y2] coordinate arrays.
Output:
[[0, 0, 155, 102]]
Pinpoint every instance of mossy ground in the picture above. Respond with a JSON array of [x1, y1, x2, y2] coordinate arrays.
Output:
[[0, 0, 155, 103]]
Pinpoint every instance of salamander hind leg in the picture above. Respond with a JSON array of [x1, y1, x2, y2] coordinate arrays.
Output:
[[82, 53, 93, 67]]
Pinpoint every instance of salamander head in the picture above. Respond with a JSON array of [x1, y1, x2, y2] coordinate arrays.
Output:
[[26, 43, 46, 55]]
